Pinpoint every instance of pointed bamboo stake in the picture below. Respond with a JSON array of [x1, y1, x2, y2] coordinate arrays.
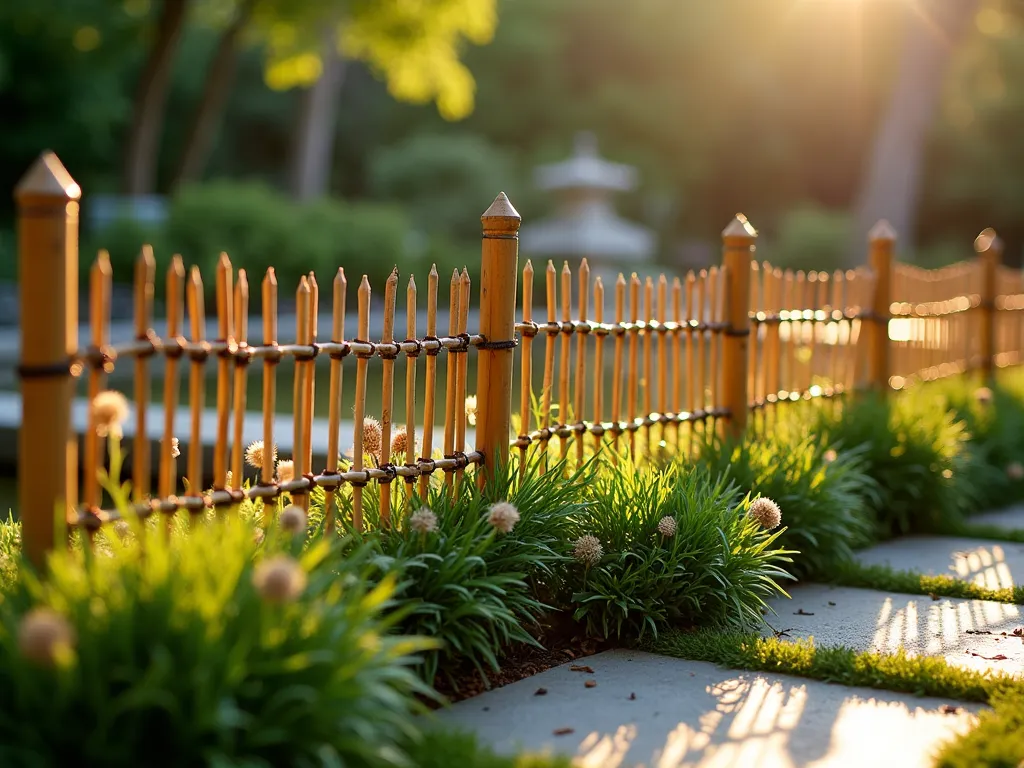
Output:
[[746, 262, 761, 430], [611, 274, 625, 460], [656, 274, 667, 450], [84, 251, 112, 514], [783, 270, 797, 399], [230, 269, 248, 493], [519, 260, 534, 478], [379, 268, 399, 527], [443, 268, 460, 495], [627, 273, 640, 460], [593, 276, 605, 458], [213, 254, 233, 495], [304, 273, 319, 474], [325, 268, 346, 533], [540, 261, 557, 471], [695, 270, 707, 440], [291, 278, 312, 511], [573, 259, 589, 468], [186, 266, 205, 511], [159, 257, 185, 504], [418, 265, 438, 499], [642, 276, 654, 454], [829, 270, 844, 394], [558, 261, 572, 465], [404, 275, 418, 501], [671, 276, 682, 450], [685, 271, 697, 457], [455, 268, 471, 490], [707, 266, 722, 432], [261, 269, 278, 522], [765, 267, 782, 416], [351, 276, 371, 531], [132, 247, 156, 504]]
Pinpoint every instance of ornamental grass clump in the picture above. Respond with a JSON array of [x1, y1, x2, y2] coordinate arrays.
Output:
[[698, 422, 877, 579], [0, 515, 437, 768], [338, 457, 589, 686], [566, 458, 794, 640]]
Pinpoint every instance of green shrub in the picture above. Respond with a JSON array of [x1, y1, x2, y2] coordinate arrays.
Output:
[[815, 391, 978, 538], [0, 517, 436, 767], [330, 459, 590, 687], [86, 181, 415, 291], [935, 690, 1024, 768], [566, 461, 794, 640], [698, 424, 878, 579]]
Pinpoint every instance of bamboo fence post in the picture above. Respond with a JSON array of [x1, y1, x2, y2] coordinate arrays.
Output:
[[975, 227, 1002, 383], [558, 262, 571, 464], [160, 257, 185, 507], [404, 275, 417, 502], [379, 268, 398, 528], [442, 268, 459, 494], [291, 278, 311, 511], [230, 269, 248, 492], [84, 252, 111, 515], [627, 273, 640, 459], [611, 274, 625, 460], [540, 262, 557, 470], [14, 152, 80, 566], [518, 260, 534, 478], [593, 276, 605, 457], [304, 273, 318, 474], [185, 267, 206, 511], [867, 220, 895, 390], [642, 276, 653, 453], [260, 269, 278, 521], [454, 268, 471, 490], [573, 259, 589, 468], [418, 265, 438, 499], [325, 268, 346, 532], [475, 192, 521, 485], [213, 254, 233, 495], [351, 277, 371, 531], [133, 247, 156, 503], [721, 215, 756, 439]]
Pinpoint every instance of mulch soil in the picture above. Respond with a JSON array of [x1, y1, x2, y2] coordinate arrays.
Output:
[[427, 612, 618, 706]]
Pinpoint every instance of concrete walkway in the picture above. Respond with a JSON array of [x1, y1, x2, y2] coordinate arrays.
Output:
[[440, 510, 1024, 766]]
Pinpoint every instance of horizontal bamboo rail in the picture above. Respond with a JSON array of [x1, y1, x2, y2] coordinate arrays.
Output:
[[13, 151, 1024, 563]]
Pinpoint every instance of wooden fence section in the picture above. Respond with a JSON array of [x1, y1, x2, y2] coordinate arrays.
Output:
[[13, 151, 1024, 566]]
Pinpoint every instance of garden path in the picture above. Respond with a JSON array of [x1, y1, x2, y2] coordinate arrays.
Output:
[[439, 506, 1024, 766]]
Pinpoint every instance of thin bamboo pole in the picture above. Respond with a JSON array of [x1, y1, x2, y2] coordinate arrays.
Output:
[[765, 267, 782, 414], [627, 273, 640, 459], [746, 262, 760, 430], [260, 269, 278, 522], [419, 265, 438, 499], [443, 269, 460, 494], [540, 261, 557, 471], [573, 259, 589, 468], [642, 276, 653, 453], [707, 266, 721, 432], [657, 274, 667, 450], [185, 267, 205, 509], [291, 278, 311, 511], [230, 269, 249, 493], [404, 275, 417, 501], [304, 273, 319, 474], [519, 260, 534, 478], [593, 276, 605, 457], [351, 276, 371, 531], [325, 268, 346, 533], [558, 261, 572, 465], [685, 271, 697, 457], [379, 268, 399, 527], [695, 271, 707, 437], [213, 254, 233, 495], [132, 247, 156, 503], [611, 274, 625, 460], [455, 268, 471, 490], [159, 257, 185, 503], [84, 251, 112, 513], [671, 276, 682, 450], [867, 220, 895, 389]]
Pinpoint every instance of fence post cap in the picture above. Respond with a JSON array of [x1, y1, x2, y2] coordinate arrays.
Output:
[[15, 151, 81, 202], [722, 214, 757, 241], [974, 227, 1002, 254], [868, 219, 896, 242], [481, 192, 521, 236]]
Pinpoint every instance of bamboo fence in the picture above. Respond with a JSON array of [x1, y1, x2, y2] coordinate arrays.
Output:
[[13, 152, 1024, 566]]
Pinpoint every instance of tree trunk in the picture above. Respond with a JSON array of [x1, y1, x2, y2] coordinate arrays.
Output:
[[849, 0, 978, 262], [122, 0, 190, 196], [173, 0, 255, 188], [289, 27, 347, 201]]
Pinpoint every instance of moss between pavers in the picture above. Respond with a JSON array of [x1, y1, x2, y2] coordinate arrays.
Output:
[[643, 629, 1024, 768], [829, 560, 1024, 605]]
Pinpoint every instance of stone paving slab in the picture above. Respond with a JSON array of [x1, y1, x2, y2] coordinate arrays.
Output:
[[767, 584, 1024, 676], [437, 650, 980, 768], [971, 505, 1024, 531], [855, 535, 1024, 591]]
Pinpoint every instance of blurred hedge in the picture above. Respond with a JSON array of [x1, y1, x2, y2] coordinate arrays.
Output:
[[82, 181, 417, 297]]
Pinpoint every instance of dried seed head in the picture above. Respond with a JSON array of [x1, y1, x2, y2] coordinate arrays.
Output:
[[170, 437, 180, 459], [749, 497, 782, 530], [390, 427, 409, 458], [975, 387, 993, 405], [113, 520, 132, 542], [18, 608, 76, 667], [487, 501, 520, 534], [279, 504, 307, 534], [1008, 462, 1024, 481], [657, 516, 677, 538], [573, 535, 603, 567], [823, 449, 837, 464], [408, 507, 438, 534], [276, 459, 295, 484], [252, 556, 307, 604], [245, 440, 276, 469], [465, 395, 478, 426], [361, 417, 383, 460], [91, 390, 129, 438]]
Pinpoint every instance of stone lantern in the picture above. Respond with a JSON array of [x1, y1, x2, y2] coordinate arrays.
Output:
[[519, 132, 655, 287]]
